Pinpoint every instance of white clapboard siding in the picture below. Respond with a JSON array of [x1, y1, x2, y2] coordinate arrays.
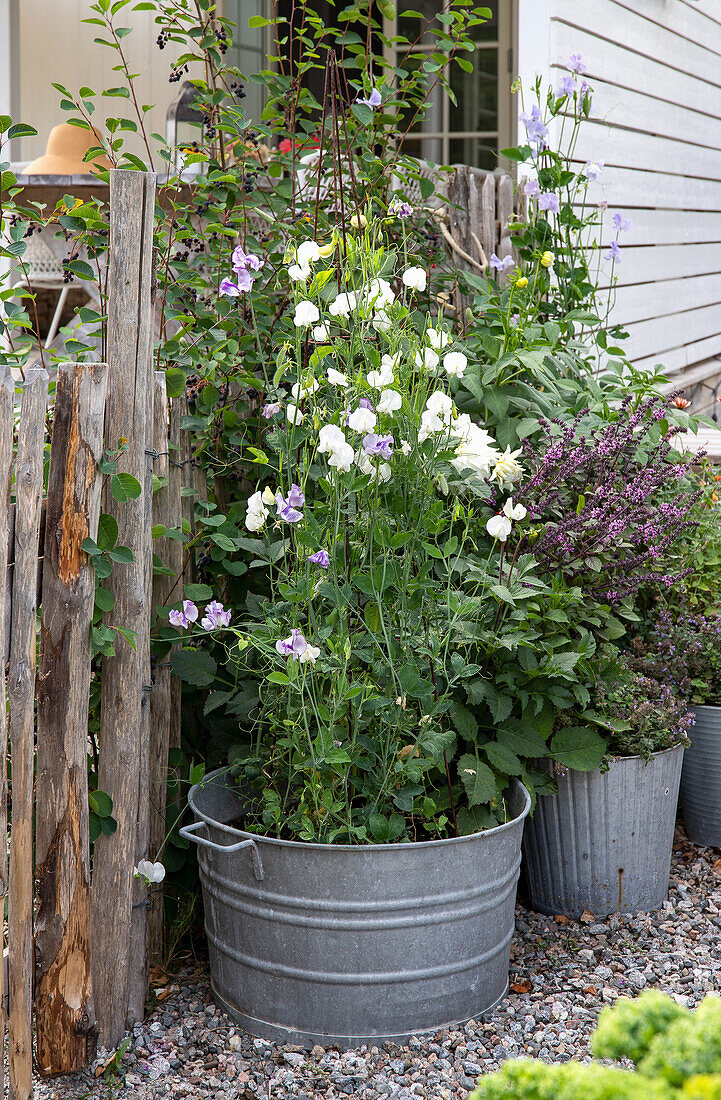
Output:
[[529, 0, 721, 371], [633, 333, 721, 377]]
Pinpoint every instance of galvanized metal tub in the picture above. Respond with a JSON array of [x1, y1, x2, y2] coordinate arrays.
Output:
[[182, 767, 530, 1048], [680, 705, 721, 847], [522, 744, 684, 919]]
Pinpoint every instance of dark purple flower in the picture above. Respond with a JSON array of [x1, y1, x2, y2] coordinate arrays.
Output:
[[309, 549, 330, 569], [362, 433, 394, 460]]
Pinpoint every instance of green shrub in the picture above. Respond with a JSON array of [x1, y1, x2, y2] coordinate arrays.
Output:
[[682, 1077, 721, 1100], [469, 1059, 674, 1100], [640, 997, 721, 1087], [591, 989, 691, 1065]]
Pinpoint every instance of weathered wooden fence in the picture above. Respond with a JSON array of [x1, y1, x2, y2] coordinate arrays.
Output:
[[0, 169, 185, 1098]]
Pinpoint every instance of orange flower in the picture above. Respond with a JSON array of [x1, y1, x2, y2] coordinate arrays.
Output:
[[672, 396, 691, 409]]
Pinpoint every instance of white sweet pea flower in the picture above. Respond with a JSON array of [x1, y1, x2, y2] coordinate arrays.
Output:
[[357, 452, 392, 483], [313, 324, 330, 342], [450, 417, 500, 478], [318, 424, 355, 472], [378, 462, 392, 483], [366, 277, 395, 309], [427, 327, 451, 351], [294, 300, 320, 327], [329, 291, 358, 318], [372, 310, 392, 334], [425, 390, 454, 423], [486, 513, 512, 542], [288, 264, 309, 282], [135, 859, 166, 885], [503, 497, 527, 521], [245, 490, 269, 532], [377, 389, 402, 416], [286, 403, 304, 425], [443, 352, 468, 379], [328, 442, 355, 472], [261, 486, 276, 506], [400, 440, 412, 456], [418, 409, 445, 443], [297, 240, 322, 268], [291, 378, 320, 400], [298, 643, 321, 664], [367, 360, 395, 388], [347, 406, 377, 433], [415, 348, 440, 372], [491, 447, 523, 489], [327, 367, 348, 388], [402, 266, 427, 291]]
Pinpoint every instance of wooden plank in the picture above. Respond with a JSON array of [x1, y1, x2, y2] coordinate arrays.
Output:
[[569, 121, 721, 185], [168, 398, 184, 754], [8, 363, 48, 1100], [35, 361, 108, 1076], [609, 273, 721, 327], [148, 374, 179, 964], [91, 169, 156, 1048], [479, 171, 495, 267], [633, 334, 721, 376], [581, 165, 721, 212], [594, 243, 721, 287], [0, 365, 13, 1100], [622, 303, 721, 363]]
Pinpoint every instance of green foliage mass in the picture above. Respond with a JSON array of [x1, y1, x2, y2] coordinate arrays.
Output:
[[469, 1059, 674, 1100], [591, 989, 691, 1065]]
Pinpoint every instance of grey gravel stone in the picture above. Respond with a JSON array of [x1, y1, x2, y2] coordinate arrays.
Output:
[[34, 828, 720, 1099]]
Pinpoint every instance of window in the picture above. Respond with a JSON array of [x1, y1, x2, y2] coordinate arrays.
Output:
[[383, 0, 514, 169]]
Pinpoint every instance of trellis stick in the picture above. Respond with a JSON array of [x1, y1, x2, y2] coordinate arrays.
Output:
[[0, 364, 14, 1100], [8, 363, 48, 1100], [35, 361, 108, 1076], [91, 169, 156, 1047], [148, 374, 181, 963]]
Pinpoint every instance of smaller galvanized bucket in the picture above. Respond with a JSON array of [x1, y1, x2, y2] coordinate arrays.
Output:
[[182, 768, 530, 1048], [680, 705, 721, 847], [522, 744, 684, 919]]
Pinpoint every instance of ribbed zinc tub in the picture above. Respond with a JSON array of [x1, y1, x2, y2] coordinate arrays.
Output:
[[522, 744, 684, 919], [181, 767, 531, 1048], [680, 705, 721, 847]]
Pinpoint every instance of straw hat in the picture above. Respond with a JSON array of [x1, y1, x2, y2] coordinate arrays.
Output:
[[24, 123, 112, 176]]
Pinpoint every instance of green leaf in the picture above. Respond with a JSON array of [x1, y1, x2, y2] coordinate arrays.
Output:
[[458, 753, 496, 806], [185, 583, 213, 601], [110, 472, 142, 502], [267, 671, 290, 685], [81, 537, 100, 556], [94, 586, 114, 612], [165, 367, 187, 398], [108, 545, 133, 563], [170, 648, 217, 687], [96, 513, 118, 551], [89, 789, 113, 817], [483, 741, 523, 775], [550, 726, 607, 772], [450, 700, 477, 741]]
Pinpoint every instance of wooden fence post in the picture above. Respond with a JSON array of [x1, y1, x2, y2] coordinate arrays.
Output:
[[167, 399, 184, 755], [91, 168, 156, 1047], [148, 373, 181, 963], [8, 363, 48, 1100], [35, 361, 108, 1076], [496, 174, 514, 283], [0, 364, 13, 1100]]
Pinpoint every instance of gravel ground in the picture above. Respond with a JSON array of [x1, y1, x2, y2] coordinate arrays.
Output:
[[36, 827, 721, 1100]]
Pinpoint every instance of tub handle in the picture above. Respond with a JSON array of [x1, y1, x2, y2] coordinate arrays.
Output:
[[179, 821, 264, 881]]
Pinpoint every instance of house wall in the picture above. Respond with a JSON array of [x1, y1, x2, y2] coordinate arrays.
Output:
[[519, 0, 721, 374]]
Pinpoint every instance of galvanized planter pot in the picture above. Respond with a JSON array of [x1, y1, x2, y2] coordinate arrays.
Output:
[[522, 744, 684, 919], [182, 767, 531, 1048], [680, 705, 721, 847]]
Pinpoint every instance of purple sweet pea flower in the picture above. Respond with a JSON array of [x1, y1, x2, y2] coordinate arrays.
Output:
[[389, 199, 413, 218], [309, 549, 330, 569], [490, 253, 514, 272], [357, 87, 382, 109], [262, 402, 281, 418], [510, 313, 520, 327], [275, 483, 305, 524], [168, 599, 198, 630], [232, 245, 264, 274], [605, 240, 622, 262], [568, 53, 587, 74], [219, 277, 243, 297], [523, 179, 540, 197], [556, 74, 576, 97], [538, 192, 560, 214], [359, 397, 374, 412], [169, 609, 188, 629], [362, 433, 394, 459], [519, 104, 548, 146], [613, 213, 633, 233], [201, 600, 231, 631], [275, 628, 308, 657]]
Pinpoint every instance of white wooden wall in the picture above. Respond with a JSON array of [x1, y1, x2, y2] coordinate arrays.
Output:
[[520, 0, 721, 374], [12, 0, 186, 164]]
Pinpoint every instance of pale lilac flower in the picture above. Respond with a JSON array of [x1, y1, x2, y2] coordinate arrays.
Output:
[[309, 549, 330, 569], [232, 245, 264, 274], [597, 200, 609, 211], [357, 87, 382, 109], [605, 240, 622, 262], [490, 253, 514, 272], [276, 628, 308, 658], [523, 179, 540, 197], [510, 313, 520, 326], [538, 192, 560, 214], [168, 600, 198, 629], [219, 277, 244, 297], [613, 213, 633, 233], [556, 74, 576, 97], [568, 53, 587, 74], [262, 402, 281, 418], [580, 79, 592, 97], [169, 609, 188, 629], [584, 160, 604, 180], [519, 105, 548, 145], [200, 600, 231, 631], [362, 433, 394, 459]]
